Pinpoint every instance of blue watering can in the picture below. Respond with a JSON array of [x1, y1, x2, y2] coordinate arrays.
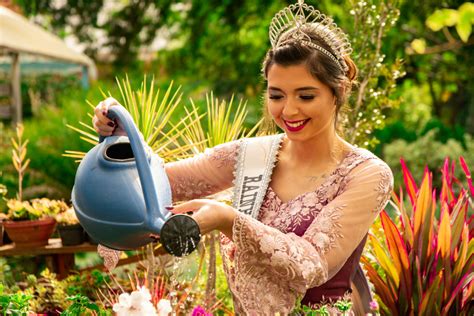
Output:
[[71, 105, 201, 256]]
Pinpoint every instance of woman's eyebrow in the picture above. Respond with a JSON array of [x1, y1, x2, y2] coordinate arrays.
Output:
[[295, 86, 319, 91], [268, 86, 283, 91], [267, 86, 320, 92]]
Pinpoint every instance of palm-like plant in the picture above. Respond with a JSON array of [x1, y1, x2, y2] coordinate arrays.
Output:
[[175, 92, 263, 309], [64, 76, 196, 162], [363, 157, 474, 316], [178, 92, 263, 154]]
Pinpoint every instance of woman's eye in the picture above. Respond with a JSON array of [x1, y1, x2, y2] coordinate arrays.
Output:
[[300, 95, 315, 100], [269, 95, 283, 100]]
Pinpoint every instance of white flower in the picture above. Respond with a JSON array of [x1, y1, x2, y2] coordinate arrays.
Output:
[[157, 299, 172, 316], [112, 286, 158, 316]]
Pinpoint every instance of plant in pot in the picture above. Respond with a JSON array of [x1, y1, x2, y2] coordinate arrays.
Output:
[[2, 124, 67, 247], [3, 198, 67, 248], [55, 208, 86, 246]]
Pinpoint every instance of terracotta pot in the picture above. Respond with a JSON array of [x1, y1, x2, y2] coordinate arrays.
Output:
[[3, 217, 56, 247], [57, 223, 85, 246], [1, 221, 12, 245]]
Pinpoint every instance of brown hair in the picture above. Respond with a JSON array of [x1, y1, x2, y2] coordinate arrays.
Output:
[[261, 26, 358, 130]]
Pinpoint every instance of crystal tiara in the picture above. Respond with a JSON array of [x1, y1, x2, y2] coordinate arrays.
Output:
[[269, 0, 352, 73]]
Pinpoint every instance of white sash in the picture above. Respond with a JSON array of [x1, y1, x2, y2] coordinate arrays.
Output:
[[232, 134, 284, 219]]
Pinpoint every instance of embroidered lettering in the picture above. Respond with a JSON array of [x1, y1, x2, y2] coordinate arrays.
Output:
[[243, 175, 263, 183], [238, 175, 263, 214], [242, 185, 259, 194]]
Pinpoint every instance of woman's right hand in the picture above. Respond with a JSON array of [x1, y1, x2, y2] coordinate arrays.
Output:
[[92, 97, 125, 136]]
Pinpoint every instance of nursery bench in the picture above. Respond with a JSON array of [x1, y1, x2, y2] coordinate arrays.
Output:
[[0, 239, 165, 279], [0, 238, 97, 279]]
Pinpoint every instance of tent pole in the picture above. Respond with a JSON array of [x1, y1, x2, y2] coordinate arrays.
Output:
[[81, 65, 89, 89], [11, 53, 22, 124]]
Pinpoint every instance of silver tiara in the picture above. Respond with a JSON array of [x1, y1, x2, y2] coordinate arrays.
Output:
[[269, 0, 352, 73]]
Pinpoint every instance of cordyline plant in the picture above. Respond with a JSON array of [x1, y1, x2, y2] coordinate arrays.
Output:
[[362, 157, 474, 315]]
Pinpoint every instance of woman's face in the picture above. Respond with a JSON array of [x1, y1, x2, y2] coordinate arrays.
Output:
[[266, 63, 337, 142]]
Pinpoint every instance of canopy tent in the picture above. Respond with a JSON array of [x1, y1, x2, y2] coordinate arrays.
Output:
[[0, 6, 97, 123]]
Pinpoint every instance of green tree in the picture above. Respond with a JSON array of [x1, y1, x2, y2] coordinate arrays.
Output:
[[15, 0, 173, 67]]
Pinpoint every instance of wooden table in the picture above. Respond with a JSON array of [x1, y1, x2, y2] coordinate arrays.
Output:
[[0, 238, 98, 279], [0, 239, 164, 279]]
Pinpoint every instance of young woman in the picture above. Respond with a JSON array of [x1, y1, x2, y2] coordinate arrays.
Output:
[[93, 1, 393, 314]]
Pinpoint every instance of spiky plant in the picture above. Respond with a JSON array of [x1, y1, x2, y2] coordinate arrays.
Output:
[[11, 124, 30, 202], [362, 157, 474, 316], [64, 76, 196, 162], [175, 92, 263, 309], [178, 92, 263, 153]]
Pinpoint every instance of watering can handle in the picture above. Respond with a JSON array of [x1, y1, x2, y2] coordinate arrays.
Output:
[[104, 106, 167, 226]]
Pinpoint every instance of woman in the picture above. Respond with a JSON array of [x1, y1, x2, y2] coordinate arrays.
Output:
[[93, 1, 393, 314]]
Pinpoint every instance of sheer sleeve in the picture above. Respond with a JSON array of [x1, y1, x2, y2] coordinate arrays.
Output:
[[232, 159, 393, 294], [165, 140, 240, 201]]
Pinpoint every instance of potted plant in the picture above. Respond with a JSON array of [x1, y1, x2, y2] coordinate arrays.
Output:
[[2, 198, 67, 247], [55, 208, 85, 246], [2, 124, 68, 248]]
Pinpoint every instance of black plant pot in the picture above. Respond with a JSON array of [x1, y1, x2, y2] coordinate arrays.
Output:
[[85, 232, 98, 245], [58, 223, 85, 246]]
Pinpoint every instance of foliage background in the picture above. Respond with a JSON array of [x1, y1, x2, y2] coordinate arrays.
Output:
[[1, 0, 471, 199], [0, 0, 473, 314]]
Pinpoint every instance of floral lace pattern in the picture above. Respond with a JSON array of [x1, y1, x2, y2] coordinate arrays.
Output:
[[170, 176, 219, 201], [225, 145, 394, 314], [166, 141, 239, 201], [206, 141, 241, 168], [98, 244, 120, 271]]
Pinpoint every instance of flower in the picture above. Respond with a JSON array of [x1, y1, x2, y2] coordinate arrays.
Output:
[[191, 305, 212, 316], [113, 286, 158, 316], [157, 299, 172, 316], [55, 208, 79, 225], [5, 198, 68, 221], [369, 300, 379, 311]]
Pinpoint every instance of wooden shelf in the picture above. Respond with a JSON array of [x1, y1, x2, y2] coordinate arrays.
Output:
[[0, 238, 98, 256]]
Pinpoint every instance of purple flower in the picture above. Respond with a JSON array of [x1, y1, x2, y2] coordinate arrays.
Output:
[[191, 305, 212, 316], [369, 300, 379, 311]]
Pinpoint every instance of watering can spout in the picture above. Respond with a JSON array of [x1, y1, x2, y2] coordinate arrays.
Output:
[[72, 105, 200, 256]]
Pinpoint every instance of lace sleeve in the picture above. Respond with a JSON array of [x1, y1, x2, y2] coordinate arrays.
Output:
[[165, 140, 240, 201], [232, 159, 393, 294]]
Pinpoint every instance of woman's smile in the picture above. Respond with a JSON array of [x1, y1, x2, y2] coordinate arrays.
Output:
[[283, 118, 311, 132]]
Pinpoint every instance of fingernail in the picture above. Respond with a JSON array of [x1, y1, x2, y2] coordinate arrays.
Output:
[[165, 206, 174, 210], [107, 122, 115, 127]]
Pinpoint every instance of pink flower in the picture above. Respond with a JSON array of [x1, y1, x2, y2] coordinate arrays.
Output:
[[369, 300, 379, 311], [191, 305, 212, 316]]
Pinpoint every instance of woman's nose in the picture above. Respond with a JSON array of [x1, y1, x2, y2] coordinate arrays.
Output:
[[282, 99, 299, 117]]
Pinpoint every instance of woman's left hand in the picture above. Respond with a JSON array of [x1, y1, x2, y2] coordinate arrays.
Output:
[[168, 199, 237, 240]]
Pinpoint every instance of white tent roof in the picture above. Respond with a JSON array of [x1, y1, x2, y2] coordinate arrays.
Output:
[[0, 6, 96, 79]]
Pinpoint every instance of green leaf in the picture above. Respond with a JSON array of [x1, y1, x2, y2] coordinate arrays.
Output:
[[426, 9, 459, 31], [456, 3, 474, 42]]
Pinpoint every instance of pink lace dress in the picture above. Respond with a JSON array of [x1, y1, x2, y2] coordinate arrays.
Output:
[[165, 136, 393, 315]]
